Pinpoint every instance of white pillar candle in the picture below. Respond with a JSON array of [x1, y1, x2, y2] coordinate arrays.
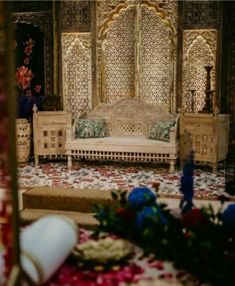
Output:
[[20, 215, 78, 284]]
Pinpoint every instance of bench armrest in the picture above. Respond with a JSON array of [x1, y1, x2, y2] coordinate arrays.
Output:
[[66, 114, 74, 141]]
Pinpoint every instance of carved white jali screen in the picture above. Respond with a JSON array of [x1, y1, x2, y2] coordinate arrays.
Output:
[[182, 30, 217, 112], [140, 5, 175, 111], [103, 6, 135, 103], [62, 33, 92, 120], [99, 1, 177, 113]]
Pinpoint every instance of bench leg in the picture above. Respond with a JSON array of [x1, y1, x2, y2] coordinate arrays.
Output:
[[35, 155, 39, 166], [68, 155, 72, 169], [169, 159, 175, 172], [212, 162, 217, 173]]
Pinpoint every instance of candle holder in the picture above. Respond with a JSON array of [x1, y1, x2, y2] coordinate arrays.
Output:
[[200, 66, 213, 113], [189, 89, 196, 112]]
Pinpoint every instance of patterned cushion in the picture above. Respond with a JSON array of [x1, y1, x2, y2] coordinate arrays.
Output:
[[76, 119, 107, 138], [147, 121, 175, 142]]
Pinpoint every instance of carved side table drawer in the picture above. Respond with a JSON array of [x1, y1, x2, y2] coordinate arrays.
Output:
[[180, 113, 229, 172], [33, 109, 70, 166]]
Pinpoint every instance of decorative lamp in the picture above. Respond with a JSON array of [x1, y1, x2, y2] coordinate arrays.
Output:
[[200, 65, 213, 113]]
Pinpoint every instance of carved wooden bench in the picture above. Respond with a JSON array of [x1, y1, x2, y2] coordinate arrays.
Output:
[[65, 98, 179, 171]]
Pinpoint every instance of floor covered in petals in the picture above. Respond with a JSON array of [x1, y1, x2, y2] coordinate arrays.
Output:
[[18, 160, 233, 201]]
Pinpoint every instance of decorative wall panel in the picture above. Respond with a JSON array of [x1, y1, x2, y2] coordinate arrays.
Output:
[[97, 0, 178, 111], [140, 4, 176, 112], [158, 0, 178, 30], [97, 0, 125, 23], [12, 12, 52, 95], [182, 30, 217, 113], [11, 1, 52, 13], [62, 33, 92, 120], [96, 0, 128, 104], [103, 6, 135, 103], [182, 1, 221, 29], [60, 1, 90, 31]]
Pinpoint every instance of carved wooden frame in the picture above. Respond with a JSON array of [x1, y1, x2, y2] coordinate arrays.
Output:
[[97, 0, 177, 112]]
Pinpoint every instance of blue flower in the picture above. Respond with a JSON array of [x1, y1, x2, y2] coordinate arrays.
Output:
[[128, 187, 156, 209], [180, 175, 193, 201], [135, 206, 167, 229], [180, 151, 195, 213], [221, 204, 235, 229]]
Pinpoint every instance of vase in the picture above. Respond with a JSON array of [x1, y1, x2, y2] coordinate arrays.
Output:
[[16, 118, 31, 163]]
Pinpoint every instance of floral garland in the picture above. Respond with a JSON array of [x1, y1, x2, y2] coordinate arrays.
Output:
[[94, 152, 235, 286]]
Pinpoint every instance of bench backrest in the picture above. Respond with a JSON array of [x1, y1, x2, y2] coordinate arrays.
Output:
[[82, 98, 175, 137]]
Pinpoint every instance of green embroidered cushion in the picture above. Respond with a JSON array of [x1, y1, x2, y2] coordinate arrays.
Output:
[[76, 119, 107, 138], [147, 121, 175, 142]]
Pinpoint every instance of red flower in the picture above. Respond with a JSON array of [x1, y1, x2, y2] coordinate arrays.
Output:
[[25, 38, 35, 47], [34, 84, 41, 93], [24, 38, 35, 56], [23, 57, 30, 65], [15, 66, 34, 90], [116, 207, 135, 222], [182, 208, 209, 229], [24, 45, 33, 56]]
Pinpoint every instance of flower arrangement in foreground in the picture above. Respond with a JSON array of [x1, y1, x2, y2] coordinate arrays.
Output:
[[72, 236, 134, 268], [94, 152, 235, 286]]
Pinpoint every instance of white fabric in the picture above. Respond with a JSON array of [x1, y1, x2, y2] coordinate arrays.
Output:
[[21, 215, 78, 284], [70, 136, 174, 146]]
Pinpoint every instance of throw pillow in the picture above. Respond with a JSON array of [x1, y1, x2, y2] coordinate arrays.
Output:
[[147, 121, 175, 142], [76, 119, 107, 138]]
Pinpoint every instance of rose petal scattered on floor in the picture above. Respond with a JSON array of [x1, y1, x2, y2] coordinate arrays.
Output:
[[18, 161, 233, 200]]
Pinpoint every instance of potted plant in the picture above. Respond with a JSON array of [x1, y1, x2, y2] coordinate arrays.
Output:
[[15, 36, 44, 163]]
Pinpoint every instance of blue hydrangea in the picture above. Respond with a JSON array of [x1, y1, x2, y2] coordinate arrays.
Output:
[[135, 206, 167, 229], [221, 204, 235, 229], [180, 175, 193, 201], [128, 187, 156, 209]]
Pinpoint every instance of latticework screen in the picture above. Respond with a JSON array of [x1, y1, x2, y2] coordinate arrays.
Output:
[[62, 33, 92, 120], [99, 1, 177, 112], [182, 30, 217, 113], [103, 6, 135, 103], [140, 5, 174, 112]]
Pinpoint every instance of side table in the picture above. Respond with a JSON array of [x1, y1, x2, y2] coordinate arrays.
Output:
[[180, 112, 229, 172], [33, 107, 70, 166]]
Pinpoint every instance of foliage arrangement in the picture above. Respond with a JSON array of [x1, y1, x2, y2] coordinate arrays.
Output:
[[94, 152, 235, 286], [15, 35, 44, 120]]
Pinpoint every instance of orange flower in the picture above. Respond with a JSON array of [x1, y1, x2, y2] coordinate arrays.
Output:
[[24, 45, 33, 56], [23, 57, 30, 65], [24, 38, 35, 56], [15, 66, 34, 90]]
